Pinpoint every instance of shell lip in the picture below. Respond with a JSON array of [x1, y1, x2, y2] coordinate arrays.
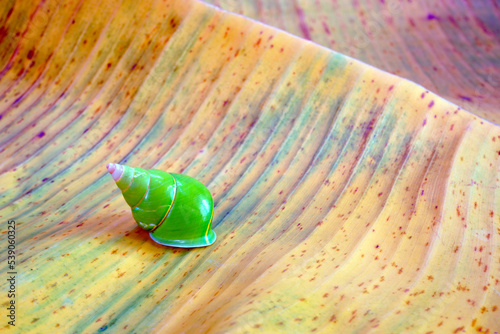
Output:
[[149, 230, 217, 248]]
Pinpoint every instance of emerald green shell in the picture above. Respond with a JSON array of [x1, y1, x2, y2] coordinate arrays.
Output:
[[113, 165, 216, 248]]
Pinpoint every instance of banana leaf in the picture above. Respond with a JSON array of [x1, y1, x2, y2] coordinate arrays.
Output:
[[207, 0, 500, 124], [0, 0, 498, 332]]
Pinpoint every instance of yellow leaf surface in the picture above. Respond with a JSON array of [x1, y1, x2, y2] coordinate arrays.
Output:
[[207, 0, 500, 124], [0, 0, 499, 333]]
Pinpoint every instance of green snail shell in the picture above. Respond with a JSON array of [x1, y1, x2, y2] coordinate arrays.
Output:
[[107, 163, 216, 248]]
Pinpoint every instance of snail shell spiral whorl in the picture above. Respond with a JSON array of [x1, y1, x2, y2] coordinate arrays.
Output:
[[107, 163, 216, 248]]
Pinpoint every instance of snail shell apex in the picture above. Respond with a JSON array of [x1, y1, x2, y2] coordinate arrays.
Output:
[[107, 163, 216, 248]]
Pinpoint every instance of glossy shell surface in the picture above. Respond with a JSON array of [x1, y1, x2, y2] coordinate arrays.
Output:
[[109, 164, 216, 248], [150, 173, 216, 248]]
